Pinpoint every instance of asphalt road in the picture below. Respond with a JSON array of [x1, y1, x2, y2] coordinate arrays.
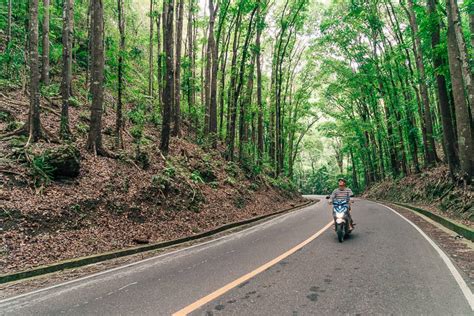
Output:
[[1, 197, 472, 315]]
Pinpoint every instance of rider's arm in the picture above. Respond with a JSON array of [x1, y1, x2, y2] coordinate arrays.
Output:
[[348, 188, 354, 203], [329, 189, 336, 203]]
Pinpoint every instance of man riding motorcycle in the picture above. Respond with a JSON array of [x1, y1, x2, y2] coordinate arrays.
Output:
[[329, 178, 355, 230]]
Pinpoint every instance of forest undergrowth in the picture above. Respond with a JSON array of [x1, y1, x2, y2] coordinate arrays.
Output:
[[0, 88, 304, 275], [364, 165, 473, 226]]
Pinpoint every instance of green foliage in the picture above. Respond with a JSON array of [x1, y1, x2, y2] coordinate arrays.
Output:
[[268, 176, 297, 193], [6, 121, 21, 132], [30, 153, 56, 188], [209, 181, 219, 189], [9, 135, 27, 148], [225, 161, 239, 178], [163, 166, 176, 178], [151, 173, 172, 191], [40, 83, 60, 97], [224, 176, 237, 186], [75, 122, 89, 135], [190, 171, 205, 183]]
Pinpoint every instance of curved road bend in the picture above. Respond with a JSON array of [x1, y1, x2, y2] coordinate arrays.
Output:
[[1, 197, 472, 315]]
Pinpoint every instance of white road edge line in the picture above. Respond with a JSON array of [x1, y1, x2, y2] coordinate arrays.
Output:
[[0, 202, 318, 305], [379, 202, 474, 311]]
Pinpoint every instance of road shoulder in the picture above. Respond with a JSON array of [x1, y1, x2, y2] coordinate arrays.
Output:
[[379, 202, 474, 290]]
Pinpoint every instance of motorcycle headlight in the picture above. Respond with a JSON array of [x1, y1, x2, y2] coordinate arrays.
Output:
[[336, 213, 344, 219]]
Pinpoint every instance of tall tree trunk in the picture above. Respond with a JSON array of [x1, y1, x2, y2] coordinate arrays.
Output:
[[227, 8, 256, 161], [173, 0, 184, 136], [41, 0, 49, 86], [218, 18, 233, 139], [256, 3, 264, 164], [149, 0, 154, 98], [239, 55, 255, 161], [406, 0, 438, 165], [116, 0, 125, 149], [204, 22, 212, 135], [41, 0, 50, 85], [7, 0, 12, 46], [160, 0, 175, 154], [87, 0, 106, 155], [446, 0, 474, 182], [428, 0, 459, 177], [186, 0, 193, 117], [350, 148, 359, 191], [225, 9, 242, 160], [156, 14, 162, 111], [60, 0, 73, 139], [207, 0, 218, 144], [85, 1, 92, 89], [28, 0, 42, 143], [449, 0, 474, 120], [470, 7, 474, 51], [201, 24, 207, 123], [386, 0, 425, 168]]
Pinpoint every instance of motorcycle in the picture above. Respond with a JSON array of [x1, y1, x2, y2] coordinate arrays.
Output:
[[326, 196, 353, 243]]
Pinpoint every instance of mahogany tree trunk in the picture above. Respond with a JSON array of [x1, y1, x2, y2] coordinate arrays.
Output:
[[41, 0, 50, 85], [406, 0, 438, 166], [446, 0, 474, 182], [86, 0, 106, 155], [116, 0, 125, 149], [160, 0, 175, 154], [60, 0, 74, 139], [28, 0, 42, 143], [207, 0, 218, 144], [173, 0, 184, 137], [7, 0, 12, 46], [449, 0, 474, 121], [256, 4, 264, 164], [148, 0, 154, 98], [428, 0, 459, 177]]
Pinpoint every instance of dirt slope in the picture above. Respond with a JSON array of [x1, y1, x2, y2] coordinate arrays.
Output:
[[364, 166, 473, 226], [0, 91, 305, 274]]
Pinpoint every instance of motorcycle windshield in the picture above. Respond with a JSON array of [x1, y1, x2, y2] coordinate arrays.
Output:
[[333, 199, 349, 213]]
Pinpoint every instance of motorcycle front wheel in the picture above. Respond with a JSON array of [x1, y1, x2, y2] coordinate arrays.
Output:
[[336, 223, 344, 242]]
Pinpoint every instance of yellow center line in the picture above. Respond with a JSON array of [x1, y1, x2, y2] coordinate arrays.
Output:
[[172, 221, 333, 316]]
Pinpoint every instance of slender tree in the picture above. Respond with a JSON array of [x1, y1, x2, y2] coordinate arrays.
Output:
[[86, 0, 107, 155], [157, 14, 163, 109], [149, 0, 154, 98], [206, 0, 218, 143], [446, 0, 474, 182], [427, 0, 458, 177], [160, 0, 175, 154], [60, 0, 74, 139], [7, 0, 12, 46], [406, 0, 438, 165], [449, 0, 474, 120], [41, 0, 50, 85], [116, 0, 126, 148], [226, 7, 257, 161], [173, 0, 184, 136], [185, 0, 194, 119], [27, 0, 42, 144], [256, 1, 264, 164], [470, 4, 474, 51]]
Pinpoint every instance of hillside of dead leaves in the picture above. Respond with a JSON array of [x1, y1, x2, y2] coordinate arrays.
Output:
[[0, 89, 306, 274], [364, 165, 473, 227]]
